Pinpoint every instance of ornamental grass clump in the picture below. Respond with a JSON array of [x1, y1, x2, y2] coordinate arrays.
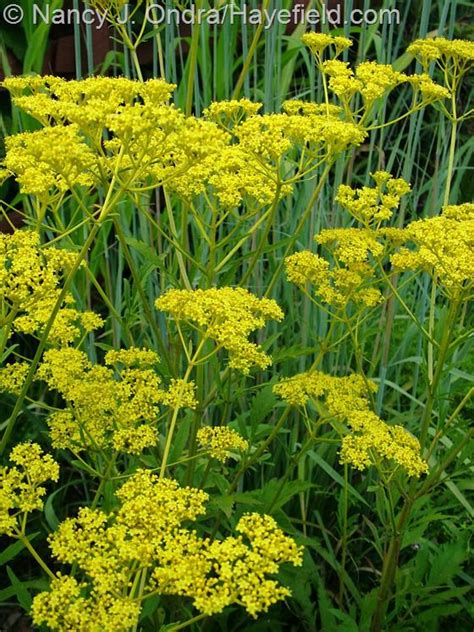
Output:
[[0, 28, 472, 632]]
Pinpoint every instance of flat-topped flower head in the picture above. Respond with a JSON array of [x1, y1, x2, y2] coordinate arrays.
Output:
[[32, 471, 302, 627], [335, 172, 411, 225], [0, 230, 102, 344], [197, 426, 249, 462], [408, 37, 474, 66], [156, 287, 284, 374], [204, 98, 263, 123], [4, 126, 97, 198], [37, 348, 167, 454], [390, 204, 474, 296], [274, 371, 427, 477], [153, 512, 303, 618], [285, 248, 383, 309], [302, 32, 352, 57], [0, 362, 29, 396]]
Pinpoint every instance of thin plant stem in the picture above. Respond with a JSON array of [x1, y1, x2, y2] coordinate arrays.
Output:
[[15, 531, 55, 580]]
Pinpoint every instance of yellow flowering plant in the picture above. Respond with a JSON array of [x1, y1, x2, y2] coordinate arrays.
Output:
[[0, 25, 472, 632]]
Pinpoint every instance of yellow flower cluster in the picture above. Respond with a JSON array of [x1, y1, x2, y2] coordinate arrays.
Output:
[[172, 107, 364, 207], [274, 371, 427, 476], [31, 575, 140, 632], [160, 378, 198, 410], [36, 347, 193, 454], [282, 99, 342, 117], [443, 202, 474, 220], [274, 370, 374, 408], [405, 73, 451, 102], [408, 37, 474, 66], [13, 297, 104, 346], [0, 362, 29, 395], [197, 426, 249, 462], [236, 112, 365, 162], [49, 472, 208, 569], [301, 32, 352, 56], [285, 245, 382, 308], [391, 203, 474, 295], [335, 171, 411, 225], [174, 143, 289, 208], [340, 411, 429, 477], [286, 174, 412, 308], [301, 33, 449, 116], [0, 76, 225, 203], [31, 470, 302, 629], [156, 287, 284, 374], [204, 98, 263, 123], [101, 347, 160, 367], [330, 59, 449, 106], [2, 75, 365, 211], [0, 230, 102, 344], [4, 126, 97, 199], [153, 512, 303, 618], [0, 442, 59, 535]]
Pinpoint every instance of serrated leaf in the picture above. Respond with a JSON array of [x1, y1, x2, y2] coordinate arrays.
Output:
[[428, 542, 467, 586], [211, 494, 235, 518]]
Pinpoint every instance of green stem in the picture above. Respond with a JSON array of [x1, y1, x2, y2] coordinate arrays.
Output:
[[163, 189, 192, 290], [113, 219, 172, 371], [265, 161, 333, 297], [371, 296, 460, 631], [168, 612, 208, 631], [425, 387, 474, 461], [185, 0, 203, 116], [16, 531, 55, 580], [232, 0, 270, 99], [159, 338, 207, 478], [266, 434, 314, 513], [0, 308, 18, 361], [91, 456, 116, 510], [339, 463, 349, 604], [131, 568, 148, 632], [419, 297, 460, 448], [239, 183, 282, 287], [370, 495, 413, 632], [210, 408, 291, 539], [443, 82, 458, 207]]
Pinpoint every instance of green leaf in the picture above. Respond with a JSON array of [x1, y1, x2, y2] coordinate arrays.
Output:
[[0, 578, 49, 603], [308, 451, 369, 507], [428, 542, 467, 586], [248, 384, 277, 430], [416, 604, 464, 622], [6, 566, 32, 611], [124, 236, 166, 267], [211, 494, 235, 518], [359, 589, 378, 632], [0, 534, 37, 566], [331, 608, 359, 632], [317, 577, 337, 631]]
